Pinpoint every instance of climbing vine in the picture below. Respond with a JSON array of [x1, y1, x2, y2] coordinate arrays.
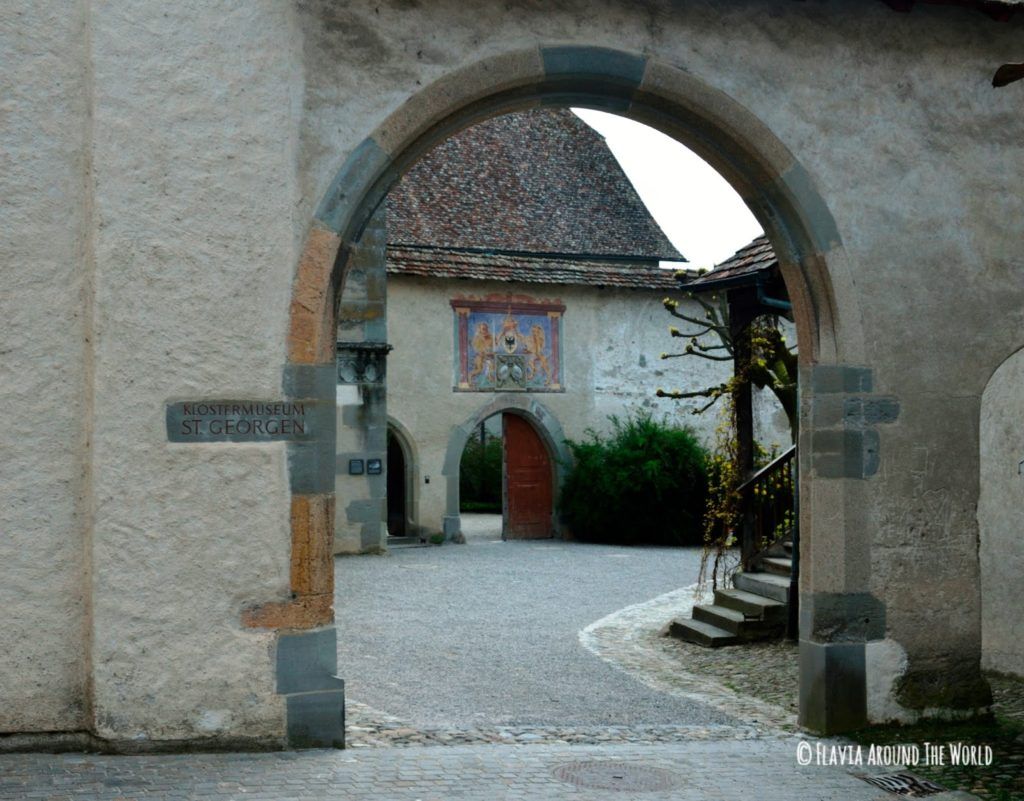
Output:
[[655, 291, 797, 590]]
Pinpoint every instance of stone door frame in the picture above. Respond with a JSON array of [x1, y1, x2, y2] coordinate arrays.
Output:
[[442, 396, 569, 541]]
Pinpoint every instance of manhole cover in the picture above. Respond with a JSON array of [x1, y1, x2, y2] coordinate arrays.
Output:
[[860, 772, 947, 797], [552, 761, 683, 792]]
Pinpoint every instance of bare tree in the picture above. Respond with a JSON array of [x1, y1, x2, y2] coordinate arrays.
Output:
[[655, 291, 797, 438]]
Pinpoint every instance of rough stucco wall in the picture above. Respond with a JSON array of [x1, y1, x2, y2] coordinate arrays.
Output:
[[979, 349, 1024, 678], [386, 276, 789, 534], [85, 2, 304, 742], [0, 3, 90, 733]]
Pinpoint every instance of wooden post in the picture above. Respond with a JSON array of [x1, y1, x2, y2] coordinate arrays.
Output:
[[729, 289, 757, 569]]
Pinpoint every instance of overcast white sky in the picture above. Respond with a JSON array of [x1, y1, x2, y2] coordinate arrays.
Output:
[[573, 108, 762, 271]]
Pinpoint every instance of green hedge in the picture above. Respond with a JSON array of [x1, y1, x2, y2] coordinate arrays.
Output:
[[560, 413, 708, 546], [459, 434, 503, 511]]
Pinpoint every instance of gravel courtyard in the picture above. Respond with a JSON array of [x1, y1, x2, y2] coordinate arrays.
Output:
[[334, 514, 736, 731]]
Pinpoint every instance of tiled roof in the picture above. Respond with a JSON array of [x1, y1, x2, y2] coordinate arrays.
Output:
[[387, 246, 682, 291], [386, 108, 685, 262], [681, 235, 777, 291]]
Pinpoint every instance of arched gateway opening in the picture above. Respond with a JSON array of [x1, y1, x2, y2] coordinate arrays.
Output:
[[449, 400, 571, 541], [273, 46, 868, 739]]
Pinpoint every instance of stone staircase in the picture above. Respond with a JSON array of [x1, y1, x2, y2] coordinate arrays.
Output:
[[667, 539, 793, 647]]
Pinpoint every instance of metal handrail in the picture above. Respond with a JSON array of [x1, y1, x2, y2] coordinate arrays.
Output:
[[736, 444, 796, 494]]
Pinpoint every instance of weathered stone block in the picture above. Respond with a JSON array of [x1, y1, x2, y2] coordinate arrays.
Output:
[[276, 627, 344, 695], [286, 689, 345, 749], [288, 226, 341, 365], [801, 592, 886, 643], [811, 365, 873, 395], [290, 494, 335, 597], [799, 640, 867, 734]]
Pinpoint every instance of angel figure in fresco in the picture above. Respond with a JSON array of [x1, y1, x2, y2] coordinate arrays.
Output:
[[524, 323, 552, 385], [468, 321, 496, 383]]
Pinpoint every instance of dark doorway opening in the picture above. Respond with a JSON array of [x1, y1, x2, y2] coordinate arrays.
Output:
[[386, 429, 406, 537]]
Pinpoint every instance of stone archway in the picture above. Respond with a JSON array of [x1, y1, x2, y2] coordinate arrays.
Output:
[[442, 395, 571, 541], [273, 45, 876, 736]]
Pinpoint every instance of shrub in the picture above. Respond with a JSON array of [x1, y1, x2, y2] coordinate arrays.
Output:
[[560, 413, 708, 546], [459, 433, 503, 511]]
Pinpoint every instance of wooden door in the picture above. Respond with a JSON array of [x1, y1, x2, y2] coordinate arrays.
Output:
[[503, 413, 553, 539]]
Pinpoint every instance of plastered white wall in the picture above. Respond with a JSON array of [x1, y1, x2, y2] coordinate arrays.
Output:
[[866, 639, 912, 724], [83, 2, 304, 742], [0, 3, 91, 733]]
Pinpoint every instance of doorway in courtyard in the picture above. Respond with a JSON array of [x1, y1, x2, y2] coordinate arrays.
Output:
[[459, 411, 556, 540], [386, 425, 409, 537]]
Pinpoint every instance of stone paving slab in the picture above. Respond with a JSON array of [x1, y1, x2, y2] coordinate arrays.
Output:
[[0, 740, 896, 800]]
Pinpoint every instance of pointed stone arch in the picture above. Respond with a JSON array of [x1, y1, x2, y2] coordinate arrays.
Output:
[[266, 45, 872, 736]]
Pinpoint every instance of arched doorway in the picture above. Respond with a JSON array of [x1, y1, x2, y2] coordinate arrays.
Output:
[[282, 46, 880, 735], [979, 346, 1024, 678], [386, 417, 419, 540], [444, 396, 570, 542], [457, 409, 558, 540], [386, 429, 406, 537]]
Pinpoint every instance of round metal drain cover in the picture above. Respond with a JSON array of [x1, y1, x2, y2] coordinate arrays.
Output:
[[552, 760, 683, 792]]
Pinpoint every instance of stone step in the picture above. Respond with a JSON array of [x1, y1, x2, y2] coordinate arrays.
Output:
[[665, 617, 740, 648], [714, 587, 787, 622], [764, 540, 793, 558], [757, 556, 793, 577], [733, 571, 792, 603], [692, 603, 748, 634], [693, 603, 787, 640]]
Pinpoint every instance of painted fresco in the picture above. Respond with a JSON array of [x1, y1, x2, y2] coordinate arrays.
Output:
[[452, 297, 564, 392]]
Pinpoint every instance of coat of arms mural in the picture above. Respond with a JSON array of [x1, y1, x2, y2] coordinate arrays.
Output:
[[451, 296, 564, 391]]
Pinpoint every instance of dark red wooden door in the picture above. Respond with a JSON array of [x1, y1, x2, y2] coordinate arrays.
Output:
[[503, 413, 553, 539]]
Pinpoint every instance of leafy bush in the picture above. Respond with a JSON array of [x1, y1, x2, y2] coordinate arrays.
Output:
[[459, 433, 503, 512], [560, 413, 708, 546]]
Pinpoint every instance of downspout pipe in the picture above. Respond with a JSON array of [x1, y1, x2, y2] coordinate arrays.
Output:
[[756, 279, 792, 312]]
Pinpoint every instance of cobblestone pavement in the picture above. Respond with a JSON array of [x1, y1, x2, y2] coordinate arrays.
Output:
[[345, 699, 765, 748], [991, 674, 1024, 724], [0, 739, 901, 800], [579, 583, 798, 731]]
